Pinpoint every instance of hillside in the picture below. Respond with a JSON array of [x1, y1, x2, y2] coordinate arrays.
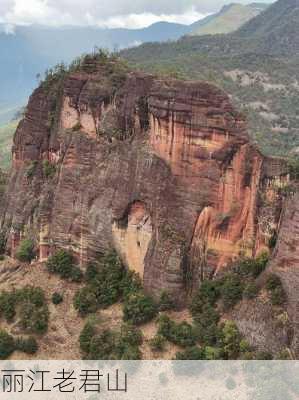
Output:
[[0, 52, 297, 360], [236, 0, 299, 55], [122, 0, 299, 157], [190, 3, 267, 36], [0, 121, 18, 170]]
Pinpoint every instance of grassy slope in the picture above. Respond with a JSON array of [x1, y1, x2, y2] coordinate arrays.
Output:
[[190, 4, 261, 36], [0, 121, 18, 170], [122, 36, 299, 157]]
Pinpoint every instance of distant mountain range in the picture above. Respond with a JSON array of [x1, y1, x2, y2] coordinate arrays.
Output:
[[0, 2, 268, 124]]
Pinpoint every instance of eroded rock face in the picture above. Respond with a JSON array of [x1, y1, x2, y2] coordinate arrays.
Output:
[[112, 201, 152, 278], [267, 191, 299, 357], [0, 60, 289, 301]]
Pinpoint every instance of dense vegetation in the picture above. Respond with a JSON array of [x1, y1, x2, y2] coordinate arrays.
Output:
[[0, 286, 49, 334], [73, 250, 158, 323], [73, 247, 289, 360], [16, 239, 36, 263], [0, 286, 48, 358], [0, 330, 38, 359], [79, 321, 143, 360], [148, 253, 288, 360], [46, 250, 83, 282]]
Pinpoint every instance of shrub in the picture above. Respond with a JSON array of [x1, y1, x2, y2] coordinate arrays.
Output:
[[190, 280, 221, 319], [276, 349, 291, 360], [69, 267, 84, 282], [89, 330, 117, 360], [46, 250, 83, 281], [74, 287, 98, 316], [234, 253, 268, 279], [265, 274, 286, 306], [149, 335, 166, 352], [270, 286, 286, 306], [190, 291, 205, 317], [79, 320, 143, 360], [198, 280, 221, 305], [85, 263, 100, 282], [157, 315, 197, 347], [221, 274, 243, 310], [175, 346, 205, 360], [0, 287, 44, 322], [119, 323, 143, 347], [42, 160, 56, 179], [79, 322, 96, 354], [288, 157, 299, 181], [16, 239, 35, 263], [52, 292, 63, 305], [17, 286, 45, 307], [266, 274, 282, 291], [193, 303, 220, 327], [87, 252, 125, 307], [0, 287, 48, 334], [243, 282, 259, 299], [269, 231, 278, 249], [120, 345, 141, 360], [239, 339, 251, 353], [16, 336, 38, 354], [204, 346, 223, 360], [72, 122, 82, 132], [120, 270, 143, 299], [26, 160, 38, 179], [0, 231, 6, 255], [20, 303, 49, 334], [221, 321, 242, 359], [117, 324, 143, 360], [0, 330, 15, 359], [255, 351, 273, 360], [194, 305, 220, 346], [123, 292, 158, 325], [75, 251, 144, 317], [158, 291, 175, 311], [0, 291, 17, 321]]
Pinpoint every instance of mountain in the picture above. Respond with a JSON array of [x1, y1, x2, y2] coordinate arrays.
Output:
[[236, 0, 299, 55], [122, 0, 299, 157], [190, 3, 268, 36], [0, 54, 295, 359]]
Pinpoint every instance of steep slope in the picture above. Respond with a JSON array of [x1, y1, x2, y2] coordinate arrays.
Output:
[[122, 0, 299, 157], [190, 3, 266, 36], [0, 121, 18, 169], [0, 55, 288, 302], [236, 0, 299, 55]]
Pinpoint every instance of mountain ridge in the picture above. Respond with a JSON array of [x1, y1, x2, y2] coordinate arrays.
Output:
[[190, 2, 268, 36]]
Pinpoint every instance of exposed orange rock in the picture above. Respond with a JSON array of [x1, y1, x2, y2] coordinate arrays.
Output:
[[0, 60, 289, 301]]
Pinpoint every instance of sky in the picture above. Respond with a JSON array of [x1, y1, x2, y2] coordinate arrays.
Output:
[[0, 0, 275, 30]]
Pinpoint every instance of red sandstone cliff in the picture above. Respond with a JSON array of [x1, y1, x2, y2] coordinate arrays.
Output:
[[0, 58, 289, 302]]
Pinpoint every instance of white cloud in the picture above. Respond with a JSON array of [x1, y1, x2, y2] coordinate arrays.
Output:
[[93, 8, 206, 29], [0, 0, 274, 29], [3, 0, 76, 26]]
